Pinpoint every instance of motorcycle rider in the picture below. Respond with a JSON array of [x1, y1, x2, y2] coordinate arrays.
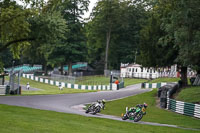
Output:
[[136, 103, 148, 108], [97, 99, 106, 109]]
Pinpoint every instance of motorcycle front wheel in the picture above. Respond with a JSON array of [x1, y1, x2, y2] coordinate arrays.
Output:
[[133, 113, 143, 122], [92, 106, 101, 115]]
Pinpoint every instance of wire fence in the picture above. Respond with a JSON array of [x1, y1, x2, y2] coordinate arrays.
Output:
[[50, 74, 110, 85]]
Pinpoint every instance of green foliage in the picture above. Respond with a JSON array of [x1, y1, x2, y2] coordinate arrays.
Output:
[[41, 0, 89, 74], [0, 2, 33, 58], [0, 104, 196, 133], [87, 0, 147, 70]]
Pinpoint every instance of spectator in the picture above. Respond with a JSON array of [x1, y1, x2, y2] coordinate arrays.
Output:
[[115, 79, 119, 90], [26, 82, 30, 90], [59, 83, 63, 90]]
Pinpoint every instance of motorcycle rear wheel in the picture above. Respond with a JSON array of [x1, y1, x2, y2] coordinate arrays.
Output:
[[85, 109, 89, 113], [122, 115, 128, 120]]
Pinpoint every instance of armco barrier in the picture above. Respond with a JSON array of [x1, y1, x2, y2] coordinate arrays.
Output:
[[167, 98, 200, 119], [142, 82, 167, 89], [22, 74, 120, 91]]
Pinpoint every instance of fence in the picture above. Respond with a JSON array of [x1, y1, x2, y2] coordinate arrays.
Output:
[[51, 74, 76, 84], [22, 74, 122, 91], [50, 74, 111, 85], [121, 71, 195, 79], [104, 70, 120, 77], [167, 98, 200, 119]]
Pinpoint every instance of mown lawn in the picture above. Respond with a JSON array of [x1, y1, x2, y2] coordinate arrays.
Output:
[[123, 78, 147, 87], [176, 86, 200, 103], [75, 76, 110, 85], [5, 77, 96, 95], [75, 76, 147, 87], [101, 89, 200, 129], [0, 104, 198, 133], [148, 77, 180, 83]]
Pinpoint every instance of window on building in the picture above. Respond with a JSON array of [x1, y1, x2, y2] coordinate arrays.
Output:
[[141, 67, 143, 72], [147, 69, 149, 73], [136, 68, 137, 72], [132, 68, 134, 72]]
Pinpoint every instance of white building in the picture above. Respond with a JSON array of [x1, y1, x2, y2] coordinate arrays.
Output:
[[120, 63, 159, 79], [120, 63, 196, 79]]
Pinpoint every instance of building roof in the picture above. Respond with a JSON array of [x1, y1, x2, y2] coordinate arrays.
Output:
[[127, 63, 142, 68]]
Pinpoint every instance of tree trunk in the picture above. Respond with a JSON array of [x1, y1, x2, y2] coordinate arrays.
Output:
[[197, 70, 200, 75], [68, 62, 73, 76], [60, 64, 64, 75], [43, 63, 47, 75], [104, 28, 111, 76], [180, 66, 188, 87]]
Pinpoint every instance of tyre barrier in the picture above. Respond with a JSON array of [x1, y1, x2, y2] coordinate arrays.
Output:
[[167, 98, 200, 119]]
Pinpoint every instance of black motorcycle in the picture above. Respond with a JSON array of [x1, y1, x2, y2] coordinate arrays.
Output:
[[85, 100, 106, 115]]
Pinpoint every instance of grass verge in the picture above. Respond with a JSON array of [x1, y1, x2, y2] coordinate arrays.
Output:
[[101, 89, 200, 129], [75, 76, 147, 87], [0, 104, 198, 133], [148, 77, 180, 83], [176, 86, 200, 103], [123, 78, 147, 87]]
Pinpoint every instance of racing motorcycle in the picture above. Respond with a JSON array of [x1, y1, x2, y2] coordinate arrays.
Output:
[[85, 99, 106, 115], [121, 103, 148, 122]]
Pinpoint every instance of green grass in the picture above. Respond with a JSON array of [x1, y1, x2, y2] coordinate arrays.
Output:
[[123, 78, 147, 87], [101, 89, 200, 129], [0, 104, 198, 133], [76, 76, 147, 87], [148, 77, 180, 83], [6, 77, 95, 95], [176, 86, 200, 103], [75, 76, 110, 85]]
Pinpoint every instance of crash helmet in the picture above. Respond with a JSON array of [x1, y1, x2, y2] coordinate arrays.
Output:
[[143, 102, 148, 108], [102, 99, 106, 104]]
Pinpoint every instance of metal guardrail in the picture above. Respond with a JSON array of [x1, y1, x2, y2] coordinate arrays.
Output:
[[141, 82, 168, 89], [167, 98, 200, 119]]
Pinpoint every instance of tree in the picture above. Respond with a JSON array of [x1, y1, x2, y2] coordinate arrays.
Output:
[[139, 0, 200, 87], [87, 0, 124, 74], [87, 0, 147, 72], [44, 0, 89, 75], [22, 11, 68, 74], [0, 0, 33, 58]]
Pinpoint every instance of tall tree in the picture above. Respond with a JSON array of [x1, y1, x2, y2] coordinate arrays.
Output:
[[87, 0, 122, 74], [0, 0, 33, 58], [23, 11, 68, 74], [44, 0, 89, 75], [87, 0, 146, 72], [139, 0, 200, 86]]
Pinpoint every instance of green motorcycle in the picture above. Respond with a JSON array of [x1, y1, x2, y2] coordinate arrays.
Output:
[[121, 103, 148, 122]]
